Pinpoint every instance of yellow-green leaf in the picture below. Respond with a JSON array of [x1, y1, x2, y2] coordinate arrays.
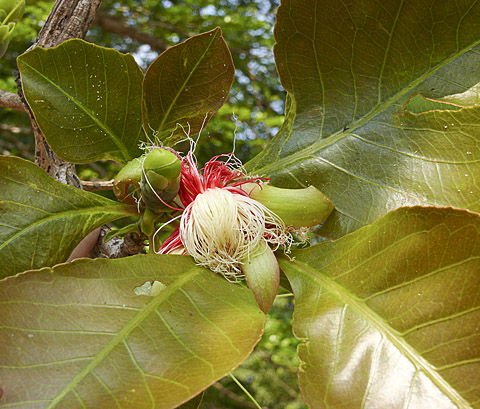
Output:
[[18, 39, 144, 165], [281, 206, 480, 409], [248, 0, 480, 238], [0, 156, 137, 277], [0, 255, 265, 408], [143, 27, 234, 146]]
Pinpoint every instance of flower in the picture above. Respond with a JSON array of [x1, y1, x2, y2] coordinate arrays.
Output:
[[156, 150, 291, 282]]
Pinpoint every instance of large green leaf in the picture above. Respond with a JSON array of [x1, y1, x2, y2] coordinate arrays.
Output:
[[280, 206, 480, 409], [0, 255, 265, 408], [247, 0, 480, 238], [0, 156, 137, 277], [18, 39, 144, 165], [143, 27, 234, 146]]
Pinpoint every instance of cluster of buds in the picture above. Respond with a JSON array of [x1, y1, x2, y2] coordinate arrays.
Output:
[[0, 0, 25, 58], [114, 146, 334, 313]]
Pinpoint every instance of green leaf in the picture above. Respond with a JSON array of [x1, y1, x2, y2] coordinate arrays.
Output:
[[280, 206, 480, 409], [17, 39, 144, 165], [143, 27, 234, 146], [0, 156, 137, 277], [247, 0, 480, 238], [0, 255, 265, 408]]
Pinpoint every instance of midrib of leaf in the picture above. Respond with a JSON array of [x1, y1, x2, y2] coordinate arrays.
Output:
[[254, 35, 480, 176], [0, 205, 132, 252], [46, 266, 202, 409], [20, 59, 132, 163], [156, 29, 219, 135], [279, 257, 472, 409]]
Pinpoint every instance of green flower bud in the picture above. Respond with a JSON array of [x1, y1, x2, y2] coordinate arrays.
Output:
[[240, 241, 279, 314], [0, 21, 13, 42], [140, 148, 181, 213], [0, 0, 24, 58], [0, 22, 14, 58], [0, 0, 25, 24], [242, 183, 334, 228], [113, 157, 143, 204]]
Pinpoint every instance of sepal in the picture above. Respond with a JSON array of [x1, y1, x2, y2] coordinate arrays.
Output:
[[240, 241, 280, 314], [243, 183, 334, 228]]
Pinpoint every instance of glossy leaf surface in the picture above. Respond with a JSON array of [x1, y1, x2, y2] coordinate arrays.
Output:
[[143, 27, 234, 145], [248, 0, 480, 238], [18, 39, 144, 164], [0, 156, 136, 277], [0, 255, 265, 409], [280, 207, 480, 409]]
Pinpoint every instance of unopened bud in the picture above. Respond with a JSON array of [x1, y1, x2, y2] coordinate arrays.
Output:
[[140, 148, 181, 213], [240, 241, 279, 314], [113, 157, 143, 204], [0, 21, 13, 42], [0, 22, 14, 57], [0, 0, 24, 57], [242, 183, 334, 228]]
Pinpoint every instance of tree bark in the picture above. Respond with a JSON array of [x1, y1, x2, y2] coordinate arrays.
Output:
[[0, 90, 25, 111], [16, 0, 103, 186]]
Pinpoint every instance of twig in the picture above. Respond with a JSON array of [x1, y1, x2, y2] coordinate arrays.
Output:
[[0, 90, 26, 111], [81, 179, 114, 191], [210, 382, 257, 408], [89, 226, 146, 259]]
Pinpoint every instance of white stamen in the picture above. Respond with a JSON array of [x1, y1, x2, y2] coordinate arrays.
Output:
[[179, 187, 291, 282]]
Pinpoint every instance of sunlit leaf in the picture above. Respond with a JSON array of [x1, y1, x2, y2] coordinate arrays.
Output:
[[18, 39, 144, 165], [280, 206, 480, 409], [0, 255, 265, 409], [143, 27, 234, 146], [0, 156, 137, 277], [248, 0, 480, 238]]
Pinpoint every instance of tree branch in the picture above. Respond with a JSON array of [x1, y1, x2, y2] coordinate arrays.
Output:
[[35, 0, 102, 48], [81, 179, 114, 191], [89, 227, 146, 259], [0, 90, 26, 111], [94, 12, 167, 53]]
